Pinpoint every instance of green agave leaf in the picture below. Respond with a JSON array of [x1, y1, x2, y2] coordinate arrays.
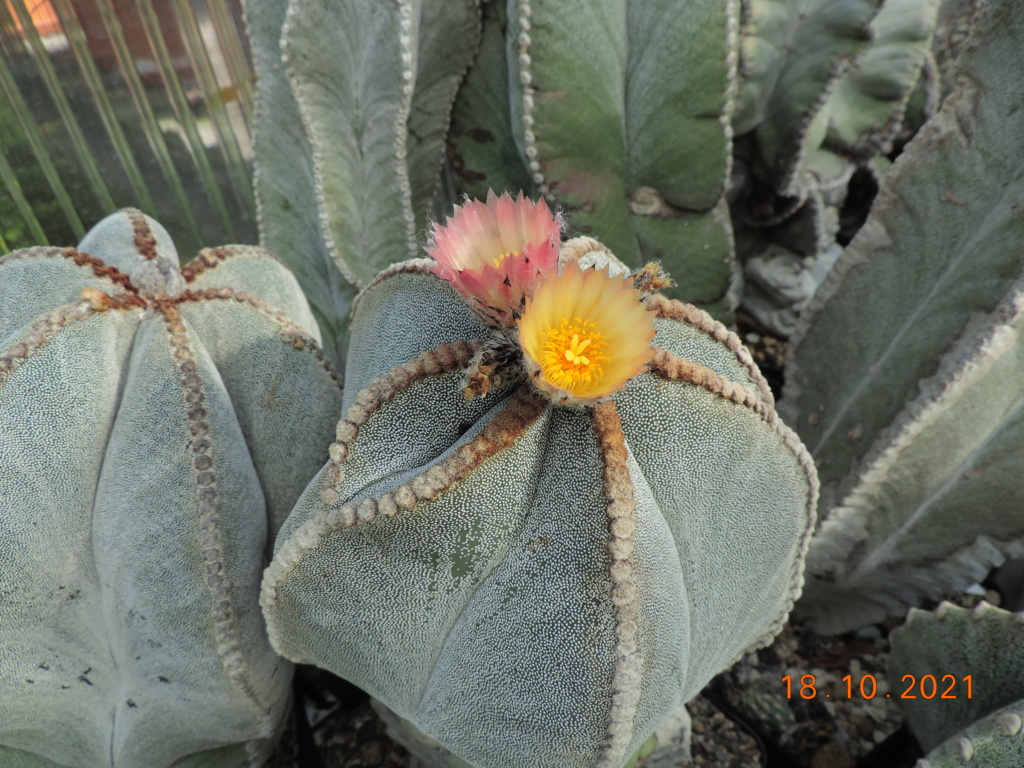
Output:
[[246, 0, 356, 365], [890, 602, 1024, 762], [447, 1, 533, 201], [733, 0, 882, 194], [281, 0, 479, 287], [781, 0, 1024, 509]]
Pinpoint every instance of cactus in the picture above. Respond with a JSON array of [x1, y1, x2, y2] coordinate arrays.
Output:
[[247, 0, 741, 327], [495, 0, 740, 317], [0, 210, 344, 766], [259, 199, 817, 768], [246, 0, 357, 366], [889, 602, 1024, 766], [780, 0, 1024, 634], [732, 0, 883, 199]]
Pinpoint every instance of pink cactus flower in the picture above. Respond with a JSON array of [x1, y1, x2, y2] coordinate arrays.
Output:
[[427, 190, 561, 328]]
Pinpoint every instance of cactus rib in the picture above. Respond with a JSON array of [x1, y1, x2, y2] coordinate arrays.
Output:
[[649, 348, 772, 422], [176, 287, 342, 386], [0, 303, 99, 385], [591, 401, 642, 768], [260, 385, 547, 629], [161, 303, 272, 716], [323, 338, 486, 503], [645, 294, 774, 405]]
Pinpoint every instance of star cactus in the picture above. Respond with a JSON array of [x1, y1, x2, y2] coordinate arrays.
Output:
[[260, 194, 818, 768], [0, 209, 343, 766]]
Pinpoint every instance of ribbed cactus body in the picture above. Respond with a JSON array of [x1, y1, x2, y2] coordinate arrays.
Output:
[[890, 602, 1024, 765], [0, 211, 344, 767], [261, 257, 817, 768]]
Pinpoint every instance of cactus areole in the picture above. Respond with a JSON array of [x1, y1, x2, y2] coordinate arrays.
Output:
[[0, 210, 344, 766], [262, 194, 818, 768]]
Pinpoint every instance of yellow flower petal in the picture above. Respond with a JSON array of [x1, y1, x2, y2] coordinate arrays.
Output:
[[518, 262, 655, 404]]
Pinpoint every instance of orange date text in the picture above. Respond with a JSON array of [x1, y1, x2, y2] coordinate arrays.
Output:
[[781, 674, 972, 700]]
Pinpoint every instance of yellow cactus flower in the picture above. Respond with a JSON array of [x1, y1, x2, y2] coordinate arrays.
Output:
[[518, 262, 655, 404], [427, 190, 561, 328]]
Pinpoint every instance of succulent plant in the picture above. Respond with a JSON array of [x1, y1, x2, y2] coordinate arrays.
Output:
[[889, 601, 1024, 766], [781, 0, 1024, 634], [246, 0, 358, 366], [247, 0, 741, 351], [0, 209, 344, 766], [730, 0, 943, 336], [259, 192, 817, 768]]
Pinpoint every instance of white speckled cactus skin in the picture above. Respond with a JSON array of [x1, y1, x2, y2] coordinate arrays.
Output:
[[0, 210, 344, 767], [261, 254, 818, 768], [890, 601, 1024, 766]]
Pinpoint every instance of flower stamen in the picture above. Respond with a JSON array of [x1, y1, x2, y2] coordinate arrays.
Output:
[[538, 319, 609, 390]]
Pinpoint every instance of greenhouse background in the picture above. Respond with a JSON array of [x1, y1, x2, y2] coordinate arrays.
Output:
[[0, 0, 255, 257]]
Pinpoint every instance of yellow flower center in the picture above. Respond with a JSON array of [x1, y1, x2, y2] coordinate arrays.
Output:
[[539, 318, 609, 391]]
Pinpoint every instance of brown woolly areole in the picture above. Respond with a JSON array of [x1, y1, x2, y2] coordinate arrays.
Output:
[[1, 244, 342, 389], [350, 258, 438, 319], [0, 246, 343, 394], [0, 303, 99, 386], [1, 244, 344, 393], [161, 305, 274, 720], [127, 208, 160, 261], [0, 246, 134, 292], [261, 386, 548, 620], [180, 244, 290, 283], [322, 338, 485, 505], [644, 293, 774, 407], [176, 287, 343, 390], [591, 401, 644, 768], [648, 348, 774, 424]]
